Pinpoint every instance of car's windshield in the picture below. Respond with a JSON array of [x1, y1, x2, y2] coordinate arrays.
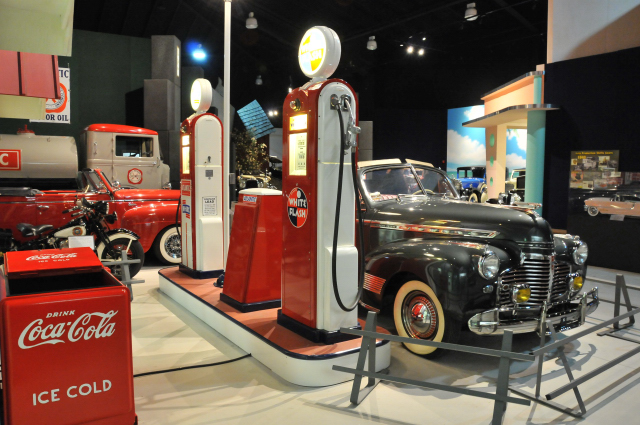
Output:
[[362, 166, 457, 202], [457, 168, 485, 178], [77, 171, 109, 193]]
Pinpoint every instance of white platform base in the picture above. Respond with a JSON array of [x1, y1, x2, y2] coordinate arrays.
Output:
[[159, 274, 391, 387]]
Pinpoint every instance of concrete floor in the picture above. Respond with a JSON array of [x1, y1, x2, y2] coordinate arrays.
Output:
[[131, 259, 640, 424]]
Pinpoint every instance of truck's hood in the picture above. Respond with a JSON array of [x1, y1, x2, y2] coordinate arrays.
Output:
[[372, 197, 553, 244]]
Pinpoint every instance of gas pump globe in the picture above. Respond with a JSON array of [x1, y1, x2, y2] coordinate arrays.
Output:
[[278, 26, 363, 343], [179, 78, 225, 278]]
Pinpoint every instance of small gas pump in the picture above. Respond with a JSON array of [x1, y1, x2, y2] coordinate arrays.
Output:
[[277, 27, 363, 343], [179, 78, 225, 278]]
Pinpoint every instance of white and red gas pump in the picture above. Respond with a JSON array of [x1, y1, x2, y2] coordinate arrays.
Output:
[[178, 78, 225, 278], [277, 26, 363, 343]]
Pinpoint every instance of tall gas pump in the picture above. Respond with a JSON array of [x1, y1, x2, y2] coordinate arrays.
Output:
[[179, 78, 225, 278], [277, 27, 363, 343]]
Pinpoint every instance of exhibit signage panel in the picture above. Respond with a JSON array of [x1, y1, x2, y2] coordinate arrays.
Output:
[[569, 150, 620, 189]]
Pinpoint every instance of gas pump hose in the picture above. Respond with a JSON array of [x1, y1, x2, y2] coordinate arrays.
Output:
[[331, 105, 365, 312]]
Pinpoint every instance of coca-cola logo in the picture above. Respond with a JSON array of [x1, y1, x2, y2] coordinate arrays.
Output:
[[26, 253, 78, 261], [18, 311, 118, 349]]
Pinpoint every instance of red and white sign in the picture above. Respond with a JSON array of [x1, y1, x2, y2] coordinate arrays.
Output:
[[287, 187, 308, 228], [30, 67, 71, 124], [181, 179, 191, 196], [0, 149, 21, 170], [127, 168, 143, 185]]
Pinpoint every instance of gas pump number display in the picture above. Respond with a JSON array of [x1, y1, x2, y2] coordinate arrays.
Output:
[[289, 133, 307, 176]]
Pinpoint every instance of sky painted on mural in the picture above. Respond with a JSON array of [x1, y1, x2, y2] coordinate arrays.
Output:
[[446, 105, 527, 178]]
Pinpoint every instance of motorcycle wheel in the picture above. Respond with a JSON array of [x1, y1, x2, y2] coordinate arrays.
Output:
[[100, 238, 145, 279]]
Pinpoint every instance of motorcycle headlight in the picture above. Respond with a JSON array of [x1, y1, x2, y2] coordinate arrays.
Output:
[[573, 241, 588, 265], [479, 251, 500, 279]]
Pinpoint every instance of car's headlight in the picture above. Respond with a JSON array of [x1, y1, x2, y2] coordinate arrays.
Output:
[[573, 241, 588, 265], [479, 251, 500, 279], [238, 179, 246, 189]]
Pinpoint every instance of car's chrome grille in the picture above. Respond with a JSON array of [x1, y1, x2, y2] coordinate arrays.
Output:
[[499, 255, 571, 308]]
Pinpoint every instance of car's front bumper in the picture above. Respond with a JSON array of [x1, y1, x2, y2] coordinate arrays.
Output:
[[468, 287, 599, 336]]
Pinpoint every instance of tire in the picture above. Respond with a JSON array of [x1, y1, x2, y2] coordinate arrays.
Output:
[[393, 280, 460, 357], [587, 206, 599, 217], [100, 237, 145, 279], [468, 192, 479, 202], [153, 226, 182, 264]]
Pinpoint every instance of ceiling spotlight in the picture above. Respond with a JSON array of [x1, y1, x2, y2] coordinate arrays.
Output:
[[268, 110, 273, 117], [274, 110, 278, 116], [465, 3, 478, 21], [418, 48, 425, 55], [422, 37, 426, 41], [246, 12, 258, 29], [367, 36, 377, 50], [400, 44, 404, 47], [288, 87, 292, 93], [255, 75, 263, 85], [192, 44, 206, 61], [407, 46, 414, 54]]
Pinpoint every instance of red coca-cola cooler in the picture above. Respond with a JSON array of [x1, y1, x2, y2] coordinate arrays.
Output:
[[0, 248, 136, 425]]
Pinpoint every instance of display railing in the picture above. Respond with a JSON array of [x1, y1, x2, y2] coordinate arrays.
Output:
[[333, 311, 535, 425], [102, 249, 143, 301], [336, 275, 639, 423]]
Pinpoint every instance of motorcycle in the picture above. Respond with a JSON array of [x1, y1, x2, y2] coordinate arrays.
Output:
[[0, 197, 145, 278]]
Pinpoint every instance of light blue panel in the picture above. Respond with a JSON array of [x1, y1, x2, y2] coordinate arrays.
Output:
[[525, 110, 546, 207]]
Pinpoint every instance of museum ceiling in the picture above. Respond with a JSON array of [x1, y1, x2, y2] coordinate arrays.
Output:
[[73, 0, 549, 115]]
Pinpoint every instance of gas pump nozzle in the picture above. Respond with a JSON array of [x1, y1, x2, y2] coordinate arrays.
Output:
[[342, 97, 360, 153]]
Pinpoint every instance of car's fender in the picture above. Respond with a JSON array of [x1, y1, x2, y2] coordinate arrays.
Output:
[[119, 203, 180, 252], [362, 238, 521, 320]]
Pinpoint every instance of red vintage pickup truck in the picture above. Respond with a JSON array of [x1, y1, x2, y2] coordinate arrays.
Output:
[[0, 169, 181, 264]]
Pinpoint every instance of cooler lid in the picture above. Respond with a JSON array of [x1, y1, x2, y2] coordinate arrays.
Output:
[[4, 247, 104, 278]]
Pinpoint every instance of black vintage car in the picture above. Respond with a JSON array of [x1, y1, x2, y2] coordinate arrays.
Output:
[[357, 159, 598, 356]]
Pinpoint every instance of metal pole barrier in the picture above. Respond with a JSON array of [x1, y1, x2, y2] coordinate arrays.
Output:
[[547, 324, 587, 414], [492, 330, 513, 425], [348, 311, 379, 405]]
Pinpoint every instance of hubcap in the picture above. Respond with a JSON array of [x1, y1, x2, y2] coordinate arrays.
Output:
[[164, 233, 181, 258], [402, 291, 438, 339]]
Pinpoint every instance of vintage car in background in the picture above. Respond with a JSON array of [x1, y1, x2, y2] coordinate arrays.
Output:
[[456, 165, 488, 202], [0, 169, 181, 264], [357, 159, 597, 356], [584, 194, 640, 217], [505, 168, 526, 198]]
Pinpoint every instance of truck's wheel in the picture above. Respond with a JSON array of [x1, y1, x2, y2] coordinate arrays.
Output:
[[587, 206, 599, 217], [468, 192, 479, 202], [153, 226, 182, 264], [393, 280, 460, 357], [101, 238, 145, 279]]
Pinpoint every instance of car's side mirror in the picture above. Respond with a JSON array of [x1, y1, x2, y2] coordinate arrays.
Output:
[[113, 180, 121, 189]]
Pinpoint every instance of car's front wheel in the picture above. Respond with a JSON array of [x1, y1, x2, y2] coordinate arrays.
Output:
[[393, 280, 460, 357], [587, 206, 599, 216], [468, 192, 479, 202], [153, 226, 182, 264]]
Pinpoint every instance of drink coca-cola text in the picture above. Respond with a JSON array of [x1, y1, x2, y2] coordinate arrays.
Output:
[[26, 253, 78, 261], [18, 310, 118, 349]]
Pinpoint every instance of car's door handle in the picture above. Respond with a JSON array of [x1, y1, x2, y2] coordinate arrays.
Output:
[[128, 202, 137, 207], [37, 205, 50, 210]]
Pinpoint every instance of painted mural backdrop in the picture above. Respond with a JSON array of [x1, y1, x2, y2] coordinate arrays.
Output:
[[446, 105, 526, 178]]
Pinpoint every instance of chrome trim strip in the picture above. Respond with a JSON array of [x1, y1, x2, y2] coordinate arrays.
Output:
[[364, 219, 499, 238], [358, 300, 380, 313], [364, 272, 385, 295]]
